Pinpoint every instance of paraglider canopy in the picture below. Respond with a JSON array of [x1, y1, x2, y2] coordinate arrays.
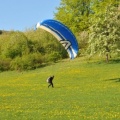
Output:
[[36, 19, 79, 59]]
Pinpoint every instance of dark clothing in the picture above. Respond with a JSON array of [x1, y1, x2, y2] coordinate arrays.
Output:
[[47, 76, 54, 88]]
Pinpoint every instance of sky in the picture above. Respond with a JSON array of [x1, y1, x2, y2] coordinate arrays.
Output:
[[0, 0, 60, 31]]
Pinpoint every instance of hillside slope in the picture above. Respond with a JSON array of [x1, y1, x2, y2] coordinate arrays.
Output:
[[0, 58, 120, 119]]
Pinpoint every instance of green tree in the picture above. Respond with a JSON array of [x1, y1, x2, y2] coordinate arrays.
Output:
[[54, 0, 91, 33], [88, 1, 120, 62]]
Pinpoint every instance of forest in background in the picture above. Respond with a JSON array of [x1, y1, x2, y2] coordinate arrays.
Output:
[[0, 0, 120, 71]]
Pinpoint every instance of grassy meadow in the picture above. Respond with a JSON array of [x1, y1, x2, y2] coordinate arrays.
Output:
[[0, 57, 120, 120]]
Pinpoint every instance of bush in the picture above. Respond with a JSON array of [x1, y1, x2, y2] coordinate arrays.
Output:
[[10, 53, 44, 71], [3, 31, 29, 59], [47, 52, 62, 62], [0, 58, 11, 71]]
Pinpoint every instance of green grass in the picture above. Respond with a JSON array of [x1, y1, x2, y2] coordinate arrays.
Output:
[[0, 58, 120, 120]]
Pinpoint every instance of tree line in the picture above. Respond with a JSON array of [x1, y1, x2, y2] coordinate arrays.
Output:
[[0, 30, 67, 71], [55, 0, 120, 62], [0, 0, 120, 71]]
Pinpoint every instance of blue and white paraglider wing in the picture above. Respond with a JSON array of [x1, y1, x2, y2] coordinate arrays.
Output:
[[36, 19, 79, 59]]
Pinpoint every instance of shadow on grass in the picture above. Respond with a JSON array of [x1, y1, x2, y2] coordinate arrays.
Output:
[[88, 58, 120, 65], [109, 59, 120, 64], [105, 78, 120, 82]]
